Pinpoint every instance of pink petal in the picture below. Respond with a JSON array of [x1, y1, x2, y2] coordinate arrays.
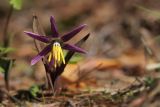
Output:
[[50, 16, 59, 37], [61, 24, 86, 42], [31, 45, 51, 65], [63, 44, 86, 54], [24, 31, 50, 43]]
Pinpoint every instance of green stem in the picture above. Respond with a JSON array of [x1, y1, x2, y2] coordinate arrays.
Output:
[[3, 6, 13, 48], [3, 6, 14, 91]]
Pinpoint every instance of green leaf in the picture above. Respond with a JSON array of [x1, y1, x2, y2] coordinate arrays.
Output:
[[0, 58, 13, 73], [0, 47, 15, 56], [144, 77, 155, 86], [0, 66, 5, 73], [69, 53, 84, 64], [9, 0, 22, 10], [29, 85, 40, 97], [63, 51, 84, 64], [0, 58, 14, 90]]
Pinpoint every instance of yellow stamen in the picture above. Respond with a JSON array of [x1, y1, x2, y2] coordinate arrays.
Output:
[[48, 42, 66, 68], [56, 46, 59, 61], [59, 47, 65, 64], [48, 52, 52, 62]]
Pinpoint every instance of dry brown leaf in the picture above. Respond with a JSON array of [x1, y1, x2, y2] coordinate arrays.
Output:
[[62, 58, 121, 82], [129, 95, 146, 107]]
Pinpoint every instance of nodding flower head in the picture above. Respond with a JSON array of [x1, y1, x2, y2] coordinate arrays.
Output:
[[24, 16, 87, 68]]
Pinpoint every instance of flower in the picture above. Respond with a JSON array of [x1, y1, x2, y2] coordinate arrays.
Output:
[[24, 16, 86, 68]]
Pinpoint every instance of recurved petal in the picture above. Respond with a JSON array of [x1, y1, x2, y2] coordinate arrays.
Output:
[[24, 31, 50, 43], [31, 45, 51, 65], [61, 24, 86, 42], [50, 16, 59, 37], [63, 44, 86, 54]]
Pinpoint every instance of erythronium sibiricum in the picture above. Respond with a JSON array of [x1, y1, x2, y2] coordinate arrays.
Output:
[[24, 16, 86, 68]]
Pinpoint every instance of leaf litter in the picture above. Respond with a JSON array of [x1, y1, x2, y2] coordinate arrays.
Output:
[[1, 0, 160, 106]]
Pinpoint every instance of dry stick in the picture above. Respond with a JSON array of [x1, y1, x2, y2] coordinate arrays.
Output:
[[32, 14, 44, 52], [32, 14, 55, 96], [1, 89, 21, 105], [141, 36, 158, 75], [32, 14, 49, 87], [141, 37, 153, 67]]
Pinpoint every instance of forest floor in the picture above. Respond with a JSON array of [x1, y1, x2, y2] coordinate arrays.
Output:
[[0, 0, 160, 106]]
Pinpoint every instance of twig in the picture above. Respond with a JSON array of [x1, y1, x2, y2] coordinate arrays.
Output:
[[1, 89, 21, 105]]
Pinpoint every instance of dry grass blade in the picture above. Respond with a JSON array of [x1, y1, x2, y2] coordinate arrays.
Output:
[[32, 14, 52, 90], [32, 14, 46, 53]]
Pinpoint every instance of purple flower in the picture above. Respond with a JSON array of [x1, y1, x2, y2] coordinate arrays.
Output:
[[24, 16, 86, 68]]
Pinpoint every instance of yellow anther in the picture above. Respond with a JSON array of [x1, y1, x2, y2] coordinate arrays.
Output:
[[60, 47, 65, 64], [49, 42, 66, 68], [48, 52, 52, 62], [57, 46, 61, 62]]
